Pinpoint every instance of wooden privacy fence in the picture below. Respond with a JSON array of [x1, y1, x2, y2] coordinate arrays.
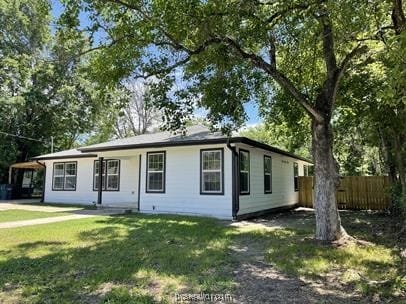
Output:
[[298, 176, 392, 210]]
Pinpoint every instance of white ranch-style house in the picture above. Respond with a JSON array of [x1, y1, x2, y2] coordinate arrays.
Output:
[[32, 126, 312, 219]]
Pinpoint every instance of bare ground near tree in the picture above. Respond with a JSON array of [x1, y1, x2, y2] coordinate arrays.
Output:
[[228, 209, 405, 304]]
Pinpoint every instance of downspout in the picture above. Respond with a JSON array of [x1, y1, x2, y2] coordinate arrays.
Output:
[[137, 154, 142, 211], [97, 157, 104, 206], [227, 138, 239, 220], [36, 161, 46, 203]]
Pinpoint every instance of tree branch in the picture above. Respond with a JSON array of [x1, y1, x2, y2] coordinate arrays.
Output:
[[317, 9, 338, 81], [102, 0, 324, 122], [265, 3, 315, 24], [135, 55, 192, 79], [338, 44, 368, 77], [269, 34, 276, 69], [392, 0, 406, 34], [221, 37, 324, 122], [330, 44, 368, 104], [78, 33, 136, 56]]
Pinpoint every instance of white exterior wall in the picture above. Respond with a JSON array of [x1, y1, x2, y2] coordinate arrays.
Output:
[[43, 142, 310, 219], [43, 144, 233, 219], [237, 144, 312, 216], [138, 144, 232, 219], [44, 156, 139, 208]]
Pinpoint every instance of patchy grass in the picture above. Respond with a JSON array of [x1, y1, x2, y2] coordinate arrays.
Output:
[[234, 211, 405, 300], [0, 210, 404, 303], [0, 214, 234, 303], [0, 209, 69, 223]]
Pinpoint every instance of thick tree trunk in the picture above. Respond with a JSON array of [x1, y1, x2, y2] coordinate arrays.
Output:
[[312, 119, 343, 242]]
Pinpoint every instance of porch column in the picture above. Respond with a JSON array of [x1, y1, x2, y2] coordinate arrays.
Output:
[[97, 157, 104, 205]]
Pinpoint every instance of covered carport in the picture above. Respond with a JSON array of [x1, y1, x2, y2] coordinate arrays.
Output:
[[4, 161, 45, 200]]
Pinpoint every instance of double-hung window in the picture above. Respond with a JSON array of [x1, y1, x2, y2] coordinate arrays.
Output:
[[293, 162, 299, 191], [303, 164, 309, 176], [146, 152, 165, 193], [200, 149, 223, 194], [93, 159, 120, 191], [264, 155, 272, 193], [239, 150, 250, 194], [52, 162, 77, 191]]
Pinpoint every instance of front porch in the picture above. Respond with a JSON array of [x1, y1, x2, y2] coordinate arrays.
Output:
[[91, 151, 142, 210]]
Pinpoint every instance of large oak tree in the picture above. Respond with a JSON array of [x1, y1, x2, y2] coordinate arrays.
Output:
[[61, 0, 399, 241]]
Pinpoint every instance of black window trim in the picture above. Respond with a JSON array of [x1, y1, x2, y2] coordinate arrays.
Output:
[[264, 155, 272, 194], [92, 159, 121, 192], [52, 161, 77, 191], [200, 148, 224, 195], [239, 149, 250, 195], [146, 151, 166, 193], [293, 162, 299, 192], [303, 164, 308, 176]]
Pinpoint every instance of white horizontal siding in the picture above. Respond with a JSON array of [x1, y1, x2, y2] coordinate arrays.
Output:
[[43, 144, 233, 219], [44, 157, 139, 208], [43, 142, 309, 219], [138, 145, 232, 219], [237, 144, 312, 215]]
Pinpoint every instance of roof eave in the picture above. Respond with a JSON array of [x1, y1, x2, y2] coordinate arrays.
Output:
[[31, 153, 98, 161], [230, 137, 313, 163], [78, 137, 312, 163], [78, 138, 229, 152]]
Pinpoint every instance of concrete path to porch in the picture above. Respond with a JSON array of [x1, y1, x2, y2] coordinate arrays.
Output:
[[0, 200, 128, 229]]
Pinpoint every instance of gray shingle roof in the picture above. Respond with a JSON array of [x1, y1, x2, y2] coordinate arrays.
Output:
[[32, 125, 312, 162], [79, 125, 227, 152]]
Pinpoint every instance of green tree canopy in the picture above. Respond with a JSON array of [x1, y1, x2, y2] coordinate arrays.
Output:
[[0, 0, 108, 182]]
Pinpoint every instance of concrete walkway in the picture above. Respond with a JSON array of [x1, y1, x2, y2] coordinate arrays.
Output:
[[0, 201, 129, 229], [0, 203, 82, 213], [0, 214, 98, 229]]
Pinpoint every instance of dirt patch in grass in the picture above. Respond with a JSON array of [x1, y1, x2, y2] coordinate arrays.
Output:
[[229, 209, 405, 303]]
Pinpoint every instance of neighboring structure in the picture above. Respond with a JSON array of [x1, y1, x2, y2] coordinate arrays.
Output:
[[32, 126, 312, 219]]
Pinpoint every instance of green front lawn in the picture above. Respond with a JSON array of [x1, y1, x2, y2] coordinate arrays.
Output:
[[0, 209, 69, 223], [0, 211, 403, 303]]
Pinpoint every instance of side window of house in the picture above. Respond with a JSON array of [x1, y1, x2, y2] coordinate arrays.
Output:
[[239, 150, 250, 194], [201, 149, 223, 194], [303, 164, 308, 176], [53, 162, 77, 191], [146, 152, 166, 193], [308, 165, 314, 176], [93, 159, 120, 191], [293, 162, 299, 191], [264, 155, 272, 193]]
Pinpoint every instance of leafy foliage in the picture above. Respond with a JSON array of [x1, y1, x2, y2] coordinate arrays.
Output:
[[239, 123, 311, 159], [0, 0, 108, 182]]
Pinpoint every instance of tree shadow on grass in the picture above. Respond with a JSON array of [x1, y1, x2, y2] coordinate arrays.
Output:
[[231, 218, 404, 303], [0, 214, 234, 303], [256, 209, 403, 248], [0, 212, 403, 303]]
